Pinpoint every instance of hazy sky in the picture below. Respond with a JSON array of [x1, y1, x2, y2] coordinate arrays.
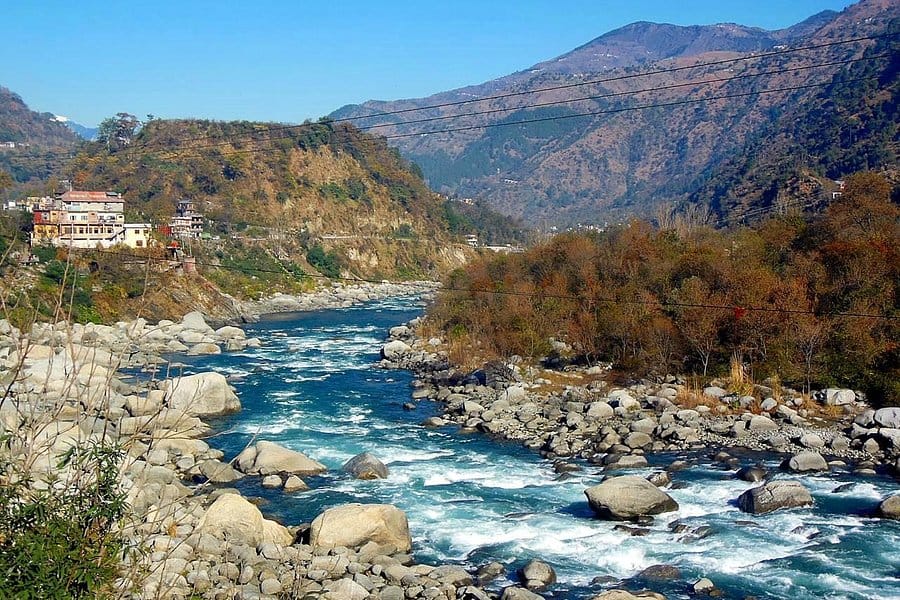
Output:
[[2, 0, 855, 126]]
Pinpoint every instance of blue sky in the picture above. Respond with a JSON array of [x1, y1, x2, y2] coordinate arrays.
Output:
[[2, 0, 855, 127]]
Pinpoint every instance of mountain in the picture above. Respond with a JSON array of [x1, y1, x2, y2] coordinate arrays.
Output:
[[52, 116, 99, 141], [332, 0, 899, 226], [63, 118, 526, 279], [0, 87, 80, 182]]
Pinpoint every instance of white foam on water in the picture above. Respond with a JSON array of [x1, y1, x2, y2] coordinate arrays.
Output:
[[283, 374, 331, 383], [381, 448, 456, 464]]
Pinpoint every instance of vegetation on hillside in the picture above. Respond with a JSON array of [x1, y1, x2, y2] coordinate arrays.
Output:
[[430, 172, 899, 405]]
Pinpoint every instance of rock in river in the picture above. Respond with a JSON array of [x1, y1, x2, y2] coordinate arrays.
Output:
[[309, 503, 412, 553], [783, 451, 829, 472], [236, 440, 327, 476], [877, 494, 900, 520], [585, 475, 679, 520], [737, 480, 814, 514], [343, 451, 389, 479]]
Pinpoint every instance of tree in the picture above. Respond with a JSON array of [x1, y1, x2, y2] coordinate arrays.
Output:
[[0, 169, 13, 194], [97, 112, 140, 151]]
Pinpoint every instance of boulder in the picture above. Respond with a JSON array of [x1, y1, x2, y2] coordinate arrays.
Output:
[[586, 402, 614, 420], [703, 386, 727, 399], [324, 578, 369, 600], [343, 452, 389, 480], [236, 440, 326, 476], [590, 592, 652, 600], [799, 433, 825, 449], [181, 311, 214, 333], [735, 466, 767, 483], [822, 388, 856, 406], [501, 587, 544, 600], [874, 407, 900, 429], [198, 459, 243, 483], [161, 372, 240, 416], [737, 480, 814, 514], [520, 559, 556, 590], [877, 494, 900, 520], [748, 415, 778, 431], [585, 475, 678, 520], [784, 451, 829, 472], [187, 342, 221, 356], [638, 564, 681, 581], [283, 475, 309, 492], [215, 325, 246, 340], [381, 340, 411, 361], [196, 493, 292, 546], [309, 503, 411, 553]]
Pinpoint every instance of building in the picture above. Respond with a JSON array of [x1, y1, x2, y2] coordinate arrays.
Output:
[[30, 190, 152, 249], [167, 199, 204, 239]]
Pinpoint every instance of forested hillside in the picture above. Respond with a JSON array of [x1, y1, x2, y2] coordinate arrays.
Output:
[[430, 172, 899, 405]]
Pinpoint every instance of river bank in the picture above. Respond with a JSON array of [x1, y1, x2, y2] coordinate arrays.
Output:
[[0, 293, 521, 600], [3, 293, 900, 599]]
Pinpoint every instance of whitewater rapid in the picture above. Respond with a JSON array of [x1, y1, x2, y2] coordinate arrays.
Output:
[[174, 297, 900, 600]]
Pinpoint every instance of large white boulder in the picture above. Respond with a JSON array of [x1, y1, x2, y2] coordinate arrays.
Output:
[[584, 475, 678, 519], [737, 480, 813, 514], [309, 503, 411, 552], [381, 340, 411, 361], [196, 493, 292, 546], [161, 372, 240, 416], [236, 441, 326, 476], [181, 311, 214, 334]]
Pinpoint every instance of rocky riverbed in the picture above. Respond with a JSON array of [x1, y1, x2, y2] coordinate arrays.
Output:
[[379, 319, 900, 519], [0, 295, 555, 600]]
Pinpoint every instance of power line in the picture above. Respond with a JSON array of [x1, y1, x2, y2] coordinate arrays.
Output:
[[149, 54, 891, 158], [9, 48, 892, 168], [69, 247, 897, 320], [128, 32, 898, 150], [378, 77, 875, 140], [132, 76, 873, 163]]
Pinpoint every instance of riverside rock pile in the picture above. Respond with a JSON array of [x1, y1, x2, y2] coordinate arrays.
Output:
[[241, 281, 439, 318], [379, 321, 900, 474], [0, 307, 508, 600]]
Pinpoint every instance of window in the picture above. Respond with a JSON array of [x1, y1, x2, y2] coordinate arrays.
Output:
[[135, 240, 143, 247]]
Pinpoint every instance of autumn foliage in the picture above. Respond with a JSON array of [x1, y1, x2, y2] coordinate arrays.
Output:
[[431, 172, 899, 405]]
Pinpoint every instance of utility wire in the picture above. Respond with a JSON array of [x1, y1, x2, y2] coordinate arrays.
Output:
[[147, 54, 891, 158], [73, 247, 897, 320], [128, 31, 898, 150], [126, 76, 874, 162], [8, 49, 891, 167]]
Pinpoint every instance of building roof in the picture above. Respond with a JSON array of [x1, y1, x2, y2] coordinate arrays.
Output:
[[60, 190, 124, 202]]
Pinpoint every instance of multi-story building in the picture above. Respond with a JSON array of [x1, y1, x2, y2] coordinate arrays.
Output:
[[30, 190, 152, 249], [167, 199, 204, 239]]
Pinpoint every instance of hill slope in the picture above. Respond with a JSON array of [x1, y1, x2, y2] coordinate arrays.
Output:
[[332, 0, 899, 226], [0, 87, 80, 182], [63, 119, 527, 279]]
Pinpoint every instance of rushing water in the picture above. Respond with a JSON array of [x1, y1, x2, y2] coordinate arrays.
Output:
[[172, 297, 900, 600]]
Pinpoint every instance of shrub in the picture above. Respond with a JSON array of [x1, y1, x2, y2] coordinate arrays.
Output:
[[0, 441, 128, 598]]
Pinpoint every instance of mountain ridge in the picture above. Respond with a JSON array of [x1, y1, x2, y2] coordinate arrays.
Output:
[[332, 0, 899, 226]]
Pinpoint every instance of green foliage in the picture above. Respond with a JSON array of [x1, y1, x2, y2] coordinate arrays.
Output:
[[32, 245, 57, 263], [318, 182, 349, 201], [306, 244, 342, 278], [0, 441, 128, 598], [393, 224, 416, 239]]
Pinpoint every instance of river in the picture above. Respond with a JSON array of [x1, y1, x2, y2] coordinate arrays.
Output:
[[171, 296, 900, 600]]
